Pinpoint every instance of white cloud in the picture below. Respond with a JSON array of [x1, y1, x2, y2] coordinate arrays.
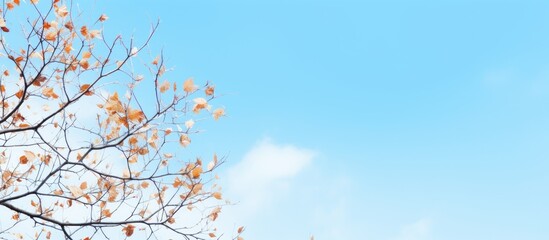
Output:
[[394, 218, 432, 240], [215, 138, 316, 237], [227, 138, 315, 197]]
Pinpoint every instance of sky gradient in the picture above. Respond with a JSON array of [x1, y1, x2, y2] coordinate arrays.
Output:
[[80, 0, 549, 239]]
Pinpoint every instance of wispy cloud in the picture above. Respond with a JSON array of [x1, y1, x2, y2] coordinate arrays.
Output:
[[226, 138, 315, 212], [394, 218, 432, 240], [215, 138, 316, 238]]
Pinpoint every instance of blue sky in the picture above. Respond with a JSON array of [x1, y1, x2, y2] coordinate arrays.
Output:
[[88, 0, 549, 239]]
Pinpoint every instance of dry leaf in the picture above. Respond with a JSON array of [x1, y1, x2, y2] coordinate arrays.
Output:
[[98, 14, 109, 22], [122, 225, 135, 237], [159, 80, 170, 93], [183, 78, 197, 93], [213, 108, 225, 120]]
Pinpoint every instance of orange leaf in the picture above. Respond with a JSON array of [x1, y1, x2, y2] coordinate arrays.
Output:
[[64, 21, 74, 31], [32, 75, 46, 86], [213, 108, 225, 121], [213, 192, 222, 200], [15, 90, 23, 99], [19, 155, 28, 164], [152, 55, 160, 65], [45, 31, 56, 41], [193, 98, 208, 113], [102, 209, 112, 218], [80, 84, 93, 96], [122, 225, 135, 237], [43, 21, 51, 30], [79, 59, 89, 70], [42, 87, 59, 99], [80, 26, 88, 37], [173, 177, 183, 188], [205, 85, 215, 96], [128, 109, 145, 122], [191, 166, 202, 179], [82, 51, 92, 59], [98, 14, 109, 22], [6, 2, 14, 10]]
